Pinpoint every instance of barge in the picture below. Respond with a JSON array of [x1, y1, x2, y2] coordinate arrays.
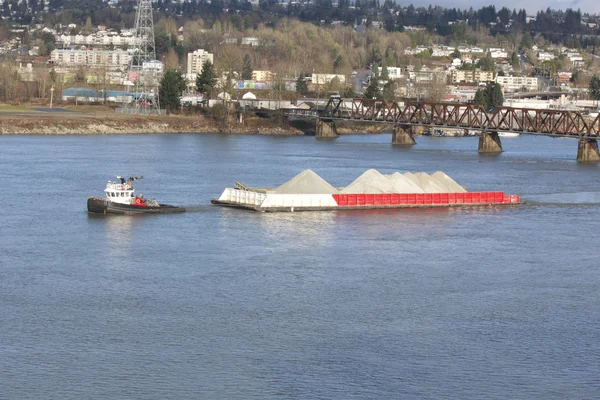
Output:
[[211, 169, 521, 212], [212, 190, 521, 212]]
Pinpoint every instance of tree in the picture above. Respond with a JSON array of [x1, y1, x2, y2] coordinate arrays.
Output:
[[382, 81, 395, 99], [74, 67, 86, 83], [488, 82, 504, 109], [154, 29, 171, 59], [510, 52, 519, 70], [590, 75, 600, 102], [474, 88, 488, 109], [295, 75, 308, 95], [380, 58, 389, 81], [333, 55, 344, 73], [363, 75, 380, 99], [49, 68, 57, 84], [164, 48, 179, 70], [451, 48, 461, 59], [477, 56, 495, 72], [195, 60, 216, 98], [473, 82, 504, 110], [372, 61, 380, 79], [241, 54, 252, 80], [159, 69, 186, 112], [520, 33, 533, 51]]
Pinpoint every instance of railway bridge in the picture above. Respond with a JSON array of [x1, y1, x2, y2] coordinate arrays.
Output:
[[284, 97, 600, 162]]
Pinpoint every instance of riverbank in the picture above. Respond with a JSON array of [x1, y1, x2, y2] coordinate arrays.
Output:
[[0, 112, 306, 135], [0, 105, 395, 136]]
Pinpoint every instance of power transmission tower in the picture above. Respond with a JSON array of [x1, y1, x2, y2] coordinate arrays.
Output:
[[121, 0, 163, 114]]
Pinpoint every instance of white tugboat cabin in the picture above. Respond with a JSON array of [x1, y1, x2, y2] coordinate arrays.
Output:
[[104, 176, 144, 205]]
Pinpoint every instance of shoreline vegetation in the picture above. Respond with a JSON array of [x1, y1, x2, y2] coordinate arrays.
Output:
[[0, 105, 390, 136]]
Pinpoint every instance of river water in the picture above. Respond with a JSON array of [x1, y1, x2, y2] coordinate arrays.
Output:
[[1, 133, 599, 399]]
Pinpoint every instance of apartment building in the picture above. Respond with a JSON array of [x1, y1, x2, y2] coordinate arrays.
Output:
[[50, 49, 132, 68], [186, 49, 214, 76], [252, 70, 273, 82], [495, 76, 539, 92]]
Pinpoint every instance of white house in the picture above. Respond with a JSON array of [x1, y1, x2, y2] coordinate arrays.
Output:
[[537, 51, 555, 61], [489, 48, 508, 58]]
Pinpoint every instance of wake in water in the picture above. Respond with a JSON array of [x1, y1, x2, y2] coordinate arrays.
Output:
[[524, 192, 600, 206], [180, 205, 215, 212]]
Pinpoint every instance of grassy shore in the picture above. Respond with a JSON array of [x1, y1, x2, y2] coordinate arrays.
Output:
[[0, 106, 304, 135], [0, 105, 393, 136]]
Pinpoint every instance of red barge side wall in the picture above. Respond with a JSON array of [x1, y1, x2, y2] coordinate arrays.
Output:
[[331, 192, 520, 207]]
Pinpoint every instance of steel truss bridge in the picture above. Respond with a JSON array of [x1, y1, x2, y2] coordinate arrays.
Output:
[[286, 97, 600, 139]]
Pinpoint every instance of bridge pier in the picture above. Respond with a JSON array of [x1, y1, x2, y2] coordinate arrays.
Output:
[[315, 119, 338, 139], [576, 139, 600, 163], [392, 125, 416, 145], [478, 131, 503, 154]]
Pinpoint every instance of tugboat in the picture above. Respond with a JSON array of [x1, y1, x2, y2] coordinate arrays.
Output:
[[87, 176, 185, 215]]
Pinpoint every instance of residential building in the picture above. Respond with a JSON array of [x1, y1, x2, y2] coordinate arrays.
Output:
[[537, 51, 555, 61], [241, 37, 260, 46], [473, 70, 495, 82], [377, 67, 403, 80], [451, 70, 472, 84], [451, 69, 494, 84], [489, 48, 508, 59], [252, 70, 273, 82], [311, 73, 346, 85], [495, 76, 539, 92], [187, 49, 214, 76], [50, 49, 131, 68], [431, 46, 453, 57], [558, 72, 572, 84]]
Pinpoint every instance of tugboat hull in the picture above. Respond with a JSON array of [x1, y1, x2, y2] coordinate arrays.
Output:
[[87, 198, 185, 215]]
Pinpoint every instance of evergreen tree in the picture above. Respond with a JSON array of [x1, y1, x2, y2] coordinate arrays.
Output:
[[520, 33, 533, 51], [363, 75, 380, 99], [295, 75, 309, 95], [451, 48, 461, 59], [477, 56, 495, 72], [473, 89, 488, 109], [195, 60, 216, 98], [159, 69, 186, 112], [372, 61, 380, 79], [380, 58, 389, 81], [333, 55, 344, 73], [382, 81, 395, 99], [487, 82, 504, 109], [589, 76, 600, 102], [241, 54, 252, 80], [510, 52, 520, 70]]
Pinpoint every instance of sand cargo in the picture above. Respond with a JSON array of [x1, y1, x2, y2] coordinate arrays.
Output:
[[211, 169, 521, 212]]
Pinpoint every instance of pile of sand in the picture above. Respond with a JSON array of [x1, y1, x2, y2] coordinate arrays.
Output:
[[431, 171, 466, 193], [275, 169, 339, 194], [341, 169, 400, 194], [272, 169, 466, 195], [413, 172, 450, 193], [384, 172, 425, 193]]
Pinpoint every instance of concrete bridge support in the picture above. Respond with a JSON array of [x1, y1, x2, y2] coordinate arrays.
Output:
[[577, 139, 600, 163], [392, 125, 416, 145], [478, 132, 503, 154], [315, 119, 338, 138]]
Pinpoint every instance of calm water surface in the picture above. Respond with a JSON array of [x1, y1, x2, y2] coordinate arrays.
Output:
[[1, 133, 599, 399]]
